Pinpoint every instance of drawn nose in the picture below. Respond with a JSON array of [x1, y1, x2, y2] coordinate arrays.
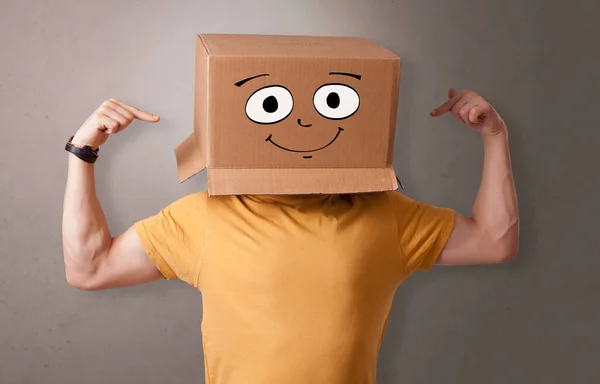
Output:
[[297, 118, 312, 128]]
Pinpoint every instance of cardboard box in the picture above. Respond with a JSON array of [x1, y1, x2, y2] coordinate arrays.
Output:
[[175, 34, 402, 195]]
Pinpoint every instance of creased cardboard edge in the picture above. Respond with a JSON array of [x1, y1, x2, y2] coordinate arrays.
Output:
[[206, 167, 399, 196]]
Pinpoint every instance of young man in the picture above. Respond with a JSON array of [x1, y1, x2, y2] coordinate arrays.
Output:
[[62, 87, 518, 383]]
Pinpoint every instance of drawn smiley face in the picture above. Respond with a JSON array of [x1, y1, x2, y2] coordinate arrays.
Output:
[[235, 72, 361, 159]]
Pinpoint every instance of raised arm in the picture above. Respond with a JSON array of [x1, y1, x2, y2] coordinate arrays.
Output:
[[62, 99, 163, 290], [430, 89, 519, 265]]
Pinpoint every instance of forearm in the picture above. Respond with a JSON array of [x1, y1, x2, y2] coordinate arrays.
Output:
[[472, 128, 519, 258], [62, 154, 111, 282]]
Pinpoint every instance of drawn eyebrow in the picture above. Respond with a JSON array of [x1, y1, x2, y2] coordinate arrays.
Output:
[[329, 72, 361, 80], [235, 74, 270, 87]]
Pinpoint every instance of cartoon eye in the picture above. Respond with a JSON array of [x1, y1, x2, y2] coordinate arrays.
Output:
[[245, 85, 294, 124], [313, 84, 360, 120]]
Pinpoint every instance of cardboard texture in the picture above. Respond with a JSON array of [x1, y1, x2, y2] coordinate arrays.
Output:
[[175, 34, 402, 195]]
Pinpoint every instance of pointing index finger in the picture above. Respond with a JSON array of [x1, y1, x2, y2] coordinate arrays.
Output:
[[109, 98, 160, 122], [430, 93, 463, 117]]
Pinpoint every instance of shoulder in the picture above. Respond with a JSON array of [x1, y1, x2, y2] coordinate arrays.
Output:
[[384, 191, 453, 223], [340, 191, 414, 211], [160, 191, 209, 219], [385, 191, 455, 231], [378, 191, 421, 216], [170, 190, 209, 207], [384, 191, 418, 206]]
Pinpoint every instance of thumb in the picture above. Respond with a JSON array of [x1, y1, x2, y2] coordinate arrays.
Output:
[[448, 88, 458, 99]]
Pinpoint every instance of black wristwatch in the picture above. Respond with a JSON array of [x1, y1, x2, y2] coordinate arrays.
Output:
[[65, 136, 99, 163]]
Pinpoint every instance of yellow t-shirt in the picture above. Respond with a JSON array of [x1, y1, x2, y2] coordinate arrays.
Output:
[[134, 191, 454, 384]]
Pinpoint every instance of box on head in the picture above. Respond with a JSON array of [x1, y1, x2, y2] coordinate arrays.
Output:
[[175, 34, 402, 195]]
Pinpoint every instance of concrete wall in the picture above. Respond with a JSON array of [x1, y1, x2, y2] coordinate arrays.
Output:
[[1, 0, 598, 382]]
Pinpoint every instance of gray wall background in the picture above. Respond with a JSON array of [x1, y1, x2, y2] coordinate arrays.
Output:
[[1, 0, 598, 383]]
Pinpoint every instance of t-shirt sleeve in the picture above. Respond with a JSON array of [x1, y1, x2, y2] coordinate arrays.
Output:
[[134, 191, 207, 287], [387, 191, 456, 276]]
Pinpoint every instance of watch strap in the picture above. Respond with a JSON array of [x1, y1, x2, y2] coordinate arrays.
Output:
[[65, 136, 99, 163]]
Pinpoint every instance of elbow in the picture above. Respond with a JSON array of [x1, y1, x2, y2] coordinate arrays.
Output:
[[497, 242, 518, 263], [63, 255, 104, 291], [475, 214, 519, 264], [490, 229, 519, 264], [65, 269, 103, 291], [62, 243, 110, 291], [482, 244, 517, 265]]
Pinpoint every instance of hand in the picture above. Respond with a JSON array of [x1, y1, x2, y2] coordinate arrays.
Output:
[[72, 99, 160, 148], [430, 88, 506, 137]]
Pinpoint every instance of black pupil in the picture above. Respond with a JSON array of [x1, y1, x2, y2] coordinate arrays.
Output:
[[263, 96, 278, 113], [327, 92, 340, 108]]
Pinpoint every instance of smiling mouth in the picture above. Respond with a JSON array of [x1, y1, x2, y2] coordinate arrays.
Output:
[[265, 127, 344, 153]]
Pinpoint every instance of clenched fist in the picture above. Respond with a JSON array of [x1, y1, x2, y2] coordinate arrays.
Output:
[[72, 98, 160, 148], [430, 88, 506, 137]]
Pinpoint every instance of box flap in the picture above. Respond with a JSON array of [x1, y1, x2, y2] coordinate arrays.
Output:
[[206, 167, 398, 195], [175, 133, 206, 182]]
